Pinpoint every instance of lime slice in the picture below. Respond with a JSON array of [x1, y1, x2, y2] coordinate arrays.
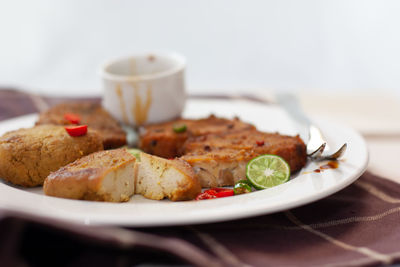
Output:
[[246, 154, 290, 190], [127, 148, 142, 161]]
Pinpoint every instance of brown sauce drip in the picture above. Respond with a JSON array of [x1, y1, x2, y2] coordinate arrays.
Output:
[[115, 84, 129, 124], [131, 82, 152, 125], [313, 161, 339, 173]]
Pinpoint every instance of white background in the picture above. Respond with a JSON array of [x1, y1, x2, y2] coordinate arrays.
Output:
[[0, 0, 399, 97]]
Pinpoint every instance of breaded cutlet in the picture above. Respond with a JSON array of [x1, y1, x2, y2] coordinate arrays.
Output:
[[139, 115, 307, 188], [44, 149, 136, 202], [36, 102, 126, 149], [44, 149, 201, 202], [0, 125, 103, 187], [138, 115, 256, 158], [181, 129, 307, 187], [136, 152, 201, 201]]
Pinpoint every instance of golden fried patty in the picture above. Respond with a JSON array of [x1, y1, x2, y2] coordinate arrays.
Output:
[[183, 129, 307, 173], [36, 102, 126, 149], [139, 115, 256, 158], [181, 130, 307, 187], [136, 152, 201, 201], [139, 114, 307, 187], [44, 149, 201, 202], [0, 125, 103, 187], [44, 149, 136, 202]]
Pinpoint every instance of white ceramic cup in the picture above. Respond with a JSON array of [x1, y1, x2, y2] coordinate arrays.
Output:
[[101, 52, 186, 126]]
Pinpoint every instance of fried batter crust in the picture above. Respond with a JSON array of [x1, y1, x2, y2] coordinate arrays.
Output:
[[183, 130, 307, 172], [0, 125, 103, 187], [36, 102, 126, 149], [181, 129, 307, 187], [44, 149, 136, 202], [138, 115, 256, 158], [139, 115, 307, 188]]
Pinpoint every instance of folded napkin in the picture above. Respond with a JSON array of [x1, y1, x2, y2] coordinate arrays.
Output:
[[0, 88, 399, 267]]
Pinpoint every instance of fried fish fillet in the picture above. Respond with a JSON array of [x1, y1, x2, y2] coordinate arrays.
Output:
[[44, 149, 201, 202], [139, 115, 307, 188], [44, 149, 136, 202], [36, 102, 126, 149], [0, 125, 103, 187], [136, 152, 201, 201], [138, 115, 255, 158], [181, 130, 307, 187]]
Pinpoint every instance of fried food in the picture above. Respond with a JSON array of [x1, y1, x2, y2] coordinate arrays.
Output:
[[181, 130, 307, 187], [44, 149, 201, 202], [138, 115, 255, 158], [0, 125, 103, 187], [36, 102, 126, 149], [139, 115, 307, 188], [44, 149, 136, 202], [136, 152, 201, 201]]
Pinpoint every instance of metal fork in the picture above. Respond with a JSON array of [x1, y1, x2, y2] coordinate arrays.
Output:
[[276, 93, 347, 161]]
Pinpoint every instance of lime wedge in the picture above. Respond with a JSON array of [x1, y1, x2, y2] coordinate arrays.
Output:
[[246, 154, 290, 190]]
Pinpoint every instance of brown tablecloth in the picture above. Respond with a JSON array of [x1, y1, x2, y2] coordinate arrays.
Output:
[[0, 88, 399, 267]]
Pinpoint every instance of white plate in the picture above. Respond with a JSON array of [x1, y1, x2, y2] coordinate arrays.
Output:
[[0, 99, 368, 227]]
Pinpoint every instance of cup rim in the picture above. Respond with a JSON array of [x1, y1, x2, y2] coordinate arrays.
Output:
[[100, 51, 186, 82]]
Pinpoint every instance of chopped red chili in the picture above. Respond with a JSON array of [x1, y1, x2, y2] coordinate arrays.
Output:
[[196, 188, 234, 200], [195, 192, 217, 200], [208, 188, 227, 193], [64, 113, 81, 124], [215, 189, 234, 198], [65, 125, 87, 137], [256, 140, 264, 146], [204, 189, 218, 196]]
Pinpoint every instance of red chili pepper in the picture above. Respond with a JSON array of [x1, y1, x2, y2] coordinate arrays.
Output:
[[196, 188, 234, 200], [208, 188, 222, 192], [256, 140, 264, 146], [195, 192, 217, 200], [65, 125, 87, 137], [204, 189, 218, 196], [215, 189, 234, 198], [64, 113, 81, 124]]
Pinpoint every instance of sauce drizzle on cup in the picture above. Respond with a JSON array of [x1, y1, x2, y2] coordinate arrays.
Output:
[[101, 52, 186, 127]]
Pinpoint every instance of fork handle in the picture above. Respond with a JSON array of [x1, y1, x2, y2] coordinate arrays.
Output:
[[276, 93, 330, 153], [275, 93, 311, 127]]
